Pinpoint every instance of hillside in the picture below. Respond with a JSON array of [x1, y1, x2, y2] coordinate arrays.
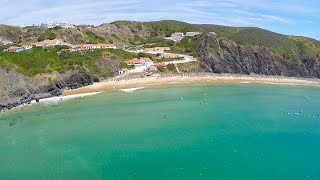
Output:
[[1, 20, 320, 111], [1, 20, 320, 59]]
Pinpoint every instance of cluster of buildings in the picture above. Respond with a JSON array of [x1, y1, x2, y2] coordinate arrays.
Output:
[[3, 45, 32, 52], [119, 57, 168, 75], [71, 44, 116, 51], [0, 39, 13, 45], [165, 32, 202, 42], [3, 39, 70, 52], [3, 38, 117, 53], [31, 39, 70, 47], [39, 22, 75, 29]]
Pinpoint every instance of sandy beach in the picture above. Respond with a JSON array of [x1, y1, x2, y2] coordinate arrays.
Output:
[[63, 73, 320, 96]]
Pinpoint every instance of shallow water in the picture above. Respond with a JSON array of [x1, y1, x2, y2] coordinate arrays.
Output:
[[1, 83, 320, 179]]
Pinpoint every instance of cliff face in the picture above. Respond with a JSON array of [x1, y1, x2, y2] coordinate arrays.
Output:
[[0, 68, 98, 112], [197, 34, 320, 78]]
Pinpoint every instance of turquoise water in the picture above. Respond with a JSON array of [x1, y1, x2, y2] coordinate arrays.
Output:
[[1, 83, 320, 179]]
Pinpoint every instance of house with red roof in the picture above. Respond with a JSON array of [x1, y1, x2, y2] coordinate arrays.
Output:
[[154, 62, 166, 68]]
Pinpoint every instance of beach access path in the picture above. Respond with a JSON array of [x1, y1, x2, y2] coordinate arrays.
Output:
[[163, 54, 197, 65]]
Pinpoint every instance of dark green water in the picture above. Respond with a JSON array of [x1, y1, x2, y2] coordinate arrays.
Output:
[[1, 83, 320, 179]]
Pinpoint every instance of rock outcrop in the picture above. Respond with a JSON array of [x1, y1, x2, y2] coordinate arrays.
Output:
[[197, 33, 320, 78], [0, 68, 99, 112]]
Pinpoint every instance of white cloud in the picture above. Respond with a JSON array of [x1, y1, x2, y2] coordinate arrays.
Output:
[[0, 0, 318, 39]]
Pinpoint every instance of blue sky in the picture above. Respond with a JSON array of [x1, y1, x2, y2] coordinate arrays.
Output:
[[1, 0, 319, 39]]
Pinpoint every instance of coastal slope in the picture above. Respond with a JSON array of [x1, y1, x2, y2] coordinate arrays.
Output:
[[197, 33, 320, 78], [0, 67, 98, 111]]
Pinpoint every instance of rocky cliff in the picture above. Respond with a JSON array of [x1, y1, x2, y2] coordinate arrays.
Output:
[[0, 68, 98, 112], [197, 33, 320, 78]]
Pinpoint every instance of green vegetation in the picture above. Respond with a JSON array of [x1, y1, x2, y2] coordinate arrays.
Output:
[[0, 47, 137, 77], [111, 34, 120, 40], [52, 26, 62, 30], [158, 67, 167, 73], [210, 39, 220, 53], [107, 49, 136, 59], [119, 62, 134, 69], [82, 30, 106, 44], [145, 20, 200, 37], [177, 61, 206, 73], [156, 57, 184, 62], [128, 35, 175, 47], [38, 29, 57, 41], [143, 37, 175, 47], [167, 63, 177, 72], [171, 37, 199, 56], [289, 36, 320, 57], [128, 35, 145, 45]]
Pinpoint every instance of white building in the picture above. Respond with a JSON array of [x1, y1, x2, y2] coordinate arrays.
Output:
[[168, 32, 185, 42], [32, 39, 70, 47], [118, 68, 128, 75], [0, 39, 13, 45], [3, 45, 33, 52], [40, 22, 75, 29], [185, 32, 201, 37], [3, 46, 25, 52], [148, 65, 158, 71]]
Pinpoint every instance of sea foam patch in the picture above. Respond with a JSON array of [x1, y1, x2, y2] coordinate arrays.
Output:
[[31, 92, 101, 105], [119, 87, 144, 93]]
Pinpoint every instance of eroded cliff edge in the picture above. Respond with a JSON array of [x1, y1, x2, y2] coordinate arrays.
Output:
[[0, 68, 98, 112], [197, 33, 320, 78]]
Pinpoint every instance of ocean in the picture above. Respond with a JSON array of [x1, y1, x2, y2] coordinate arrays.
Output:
[[0, 83, 320, 179]]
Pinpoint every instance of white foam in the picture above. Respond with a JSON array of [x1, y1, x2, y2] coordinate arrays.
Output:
[[31, 92, 101, 105], [120, 87, 144, 93], [240, 81, 250, 84]]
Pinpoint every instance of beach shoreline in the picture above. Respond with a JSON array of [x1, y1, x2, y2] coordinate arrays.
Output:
[[2, 73, 320, 114], [62, 73, 320, 96]]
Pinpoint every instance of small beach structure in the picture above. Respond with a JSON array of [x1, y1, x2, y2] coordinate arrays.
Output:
[[148, 65, 158, 71], [118, 68, 128, 75]]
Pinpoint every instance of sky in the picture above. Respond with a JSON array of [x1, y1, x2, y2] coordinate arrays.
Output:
[[0, 0, 319, 39]]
